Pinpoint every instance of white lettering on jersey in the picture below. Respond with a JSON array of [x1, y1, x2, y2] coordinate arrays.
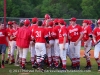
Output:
[[0, 32, 4, 37], [69, 28, 78, 33], [35, 31, 41, 37]]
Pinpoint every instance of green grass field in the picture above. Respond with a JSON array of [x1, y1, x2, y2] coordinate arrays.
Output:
[[0, 48, 99, 75]]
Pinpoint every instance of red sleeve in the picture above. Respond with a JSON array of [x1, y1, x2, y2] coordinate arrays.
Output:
[[62, 27, 67, 36], [93, 28, 97, 36], [44, 28, 48, 38], [88, 26, 92, 35]]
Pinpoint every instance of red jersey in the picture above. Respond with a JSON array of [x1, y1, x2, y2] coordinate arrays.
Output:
[[52, 25, 60, 39], [16, 26, 31, 48], [10, 28, 18, 41], [68, 24, 82, 42], [32, 27, 48, 43], [6, 28, 12, 41], [30, 24, 38, 32], [59, 26, 68, 43], [45, 27, 54, 40], [0, 29, 8, 46], [82, 25, 92, 41], [93, 27, 100, 42]]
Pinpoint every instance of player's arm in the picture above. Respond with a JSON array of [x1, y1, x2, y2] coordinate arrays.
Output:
[[45, 37, 49, 44], [76, 32, 83, 44]]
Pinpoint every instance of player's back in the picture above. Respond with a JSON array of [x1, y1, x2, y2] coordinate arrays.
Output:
[[34, 27, 47, 43]]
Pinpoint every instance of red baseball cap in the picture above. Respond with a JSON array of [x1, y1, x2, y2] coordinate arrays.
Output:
[[48, 21, 53, 27], [69, 17, 76, 21], [83, 20, 89, 24], [58, 19, 64, 25], [8, 21, 13, 25], [97, 19, 100, 24], [32, 17, 38, 23]]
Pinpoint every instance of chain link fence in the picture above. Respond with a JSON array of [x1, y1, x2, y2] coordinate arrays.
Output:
[[0, 17, 97, 26]]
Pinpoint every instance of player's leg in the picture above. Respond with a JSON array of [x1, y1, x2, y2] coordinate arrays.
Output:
[[59, 43, 67, 70], [18, 47, 23, 68], [74, 41, 81, 70], [0, 44, 6, 68], [51, 40, 55, 66], [69, 42, 76, 69], [5, 41, 11, 64], [30, 41, 36, 67], [35, 43, 41, 68], [54, 39, 60, 68], [22, 48, 28, 69], [40, 43, 46, 69], [10, 41, 16, 64], [84, 41, 92, 69], [15, 47, 19, 66], [94, 43, 100, 71]]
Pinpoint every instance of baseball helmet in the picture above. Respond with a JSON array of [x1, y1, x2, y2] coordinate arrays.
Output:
[[24, 19, 30, 26], [8, 21, 13, 25], [32, 17, 38, 23], [97, 19, 100, 24], [45, 14, 51, 20]]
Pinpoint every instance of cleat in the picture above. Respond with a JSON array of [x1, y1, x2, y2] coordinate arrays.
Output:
[[37, 67, 44, 72], [98, 66, 100, 72], [76, 66, 80, 70], [85, 66, 91, 70]]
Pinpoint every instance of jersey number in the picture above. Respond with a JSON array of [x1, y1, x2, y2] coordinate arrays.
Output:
[[74, 32, 78, 35], [36, 31, 41, 37]]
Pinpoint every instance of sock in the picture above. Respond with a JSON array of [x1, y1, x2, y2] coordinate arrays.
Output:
[[86, 57, 91, 66], [52, 56, 56, 65], [55, 56, 59, 67], [62, 60, 66, 69], [76, 58, 80, 66], [2, 60, 4, 65], [72, 58, 76, 67], [95, 58, 100, 66], [31, 57, 35, 66], [48, 57, 52, 66], [22, 58, 26, 67]]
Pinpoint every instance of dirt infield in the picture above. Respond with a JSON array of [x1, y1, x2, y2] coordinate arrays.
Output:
[[80, 50, 94, 58]]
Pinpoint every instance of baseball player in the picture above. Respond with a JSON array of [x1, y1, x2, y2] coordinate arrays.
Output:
[[9, 21, 18, 64], [52, 18, 61, 68], [68, 17, 83, 70], [82, 20, 92, 70], [29, 17, 38, 68], [58, 19, 68, 70], [0, 23, 9, 68], [5, 21, 13, 64], [32, 20, 49, 71], [45, 20, 55, 67], [16, 19, 31, 69], [93, 19, 100, 72]]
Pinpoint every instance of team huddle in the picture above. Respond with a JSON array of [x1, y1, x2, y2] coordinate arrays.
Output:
[[0, 14, 100, 72]]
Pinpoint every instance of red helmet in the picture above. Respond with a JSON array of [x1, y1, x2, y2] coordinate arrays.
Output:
[[24, 19, 30, 26], [53, 18, 58, 24], [32, 17, 38, 23], [97, 19, 100, 24], [58, 19, 64, 25], [48, 21, 53, 27], [83, 20, 89, 24], [45, 14, 50, 20], [8, 21, 13, 25], [88, 20, 93, 25]]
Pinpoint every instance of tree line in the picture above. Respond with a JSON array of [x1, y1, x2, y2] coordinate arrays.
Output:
[[0, 0, 100, 19]]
